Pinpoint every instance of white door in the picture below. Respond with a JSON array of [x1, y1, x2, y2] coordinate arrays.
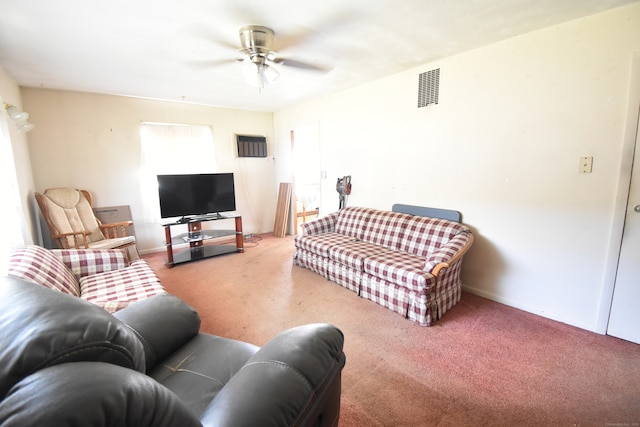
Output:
[[607, 111, 640, 344]]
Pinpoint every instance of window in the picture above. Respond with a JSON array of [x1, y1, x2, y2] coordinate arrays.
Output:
[[0, 108, 28, 274], [139, 123, 218, 222]]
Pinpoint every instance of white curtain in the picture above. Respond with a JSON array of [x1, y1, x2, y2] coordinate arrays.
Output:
[[139, 123, 218, 223], [0, 108, 28, 274]]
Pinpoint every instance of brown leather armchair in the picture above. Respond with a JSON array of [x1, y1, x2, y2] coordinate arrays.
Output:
[[0, 277, 346, 426]]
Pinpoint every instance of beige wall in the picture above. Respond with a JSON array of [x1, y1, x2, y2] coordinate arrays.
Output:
[[21, 89, 276, 253], [10, 4, 640, 333], [273, 3, 640, 332]]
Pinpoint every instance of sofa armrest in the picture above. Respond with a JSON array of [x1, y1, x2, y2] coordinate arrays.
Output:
[[0, 362, 201, 427], [424, 231, 474, 276], [300, 211, 339, 235], [200, 323, 346, 427], [113, 294, 201, 371], [52, 248, 129, 279]]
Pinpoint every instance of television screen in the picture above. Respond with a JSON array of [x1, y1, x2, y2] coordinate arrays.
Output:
[[157, 173, 236, 219]]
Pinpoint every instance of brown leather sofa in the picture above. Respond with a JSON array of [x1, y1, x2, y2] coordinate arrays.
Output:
[[0, 277, 346, 427]]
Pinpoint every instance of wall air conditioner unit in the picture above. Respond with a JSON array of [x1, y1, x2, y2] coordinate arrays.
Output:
[[236, 135, 267, 158]]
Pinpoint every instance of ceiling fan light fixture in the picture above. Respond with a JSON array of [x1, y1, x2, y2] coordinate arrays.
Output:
[[242, 60, 279, 91], [263, 63, 280, 82], [206, 24, 323, 91]]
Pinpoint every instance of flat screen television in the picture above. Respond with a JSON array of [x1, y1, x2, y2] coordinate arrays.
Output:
[[157, 173, 236, 220]]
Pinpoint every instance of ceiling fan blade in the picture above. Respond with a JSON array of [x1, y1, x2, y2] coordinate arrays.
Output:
[[185, 58, 243, 69], [272, 57, 330, 73], [274, 28, 319, 52]]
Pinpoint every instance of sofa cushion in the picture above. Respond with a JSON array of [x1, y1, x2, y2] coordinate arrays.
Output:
[[7, 245, 80, 297], [326, 259, 363, 293], [334, 207, 374, 239], [52, 248, 129, 280], [360, 210, 413, 251], [329, 241, 384, 271], [80, 260, 165, 313], [360, 274, 412, 317], [399, 216, 466, 258], [0, 362, 201, 427], [149, 334, 258, 417], [363, 248, 435, 293], [294, 249, 330, 277], [294, 232, 355, 259]]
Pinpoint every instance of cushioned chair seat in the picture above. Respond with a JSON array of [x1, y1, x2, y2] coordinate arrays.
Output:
[[148, 334, 259, 416], [84, 235, 136, 250], [7, 245, 165, 313], [79, 260, 165, 313]]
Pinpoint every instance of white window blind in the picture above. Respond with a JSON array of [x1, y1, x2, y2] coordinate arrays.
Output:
[[139, 123, 218, 222]]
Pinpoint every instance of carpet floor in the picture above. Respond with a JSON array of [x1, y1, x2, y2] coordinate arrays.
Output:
[[143, 234, 640, 427]]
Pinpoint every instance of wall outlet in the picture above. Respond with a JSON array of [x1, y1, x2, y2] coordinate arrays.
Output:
[[579, 156, 593, 174]]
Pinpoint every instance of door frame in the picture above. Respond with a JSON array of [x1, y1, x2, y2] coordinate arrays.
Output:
[[290, 125, 322, 235], [597, 51, 640, 334]]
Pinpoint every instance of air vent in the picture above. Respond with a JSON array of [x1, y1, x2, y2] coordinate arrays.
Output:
[[417, 68, 440, 108], [236, 135, 267, 158]]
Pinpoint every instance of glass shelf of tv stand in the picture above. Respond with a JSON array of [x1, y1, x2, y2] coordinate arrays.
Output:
[[161, 215, 243, 267]]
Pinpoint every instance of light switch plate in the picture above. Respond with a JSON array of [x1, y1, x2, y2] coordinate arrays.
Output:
[[579, 156, 593, 174]]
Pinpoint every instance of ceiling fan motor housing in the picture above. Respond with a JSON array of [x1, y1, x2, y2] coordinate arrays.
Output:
[[239, 25, 275, 64]]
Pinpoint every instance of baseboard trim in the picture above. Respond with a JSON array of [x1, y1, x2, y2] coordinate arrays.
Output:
[[139, 246, 166, 256], [462, 284, 600, 334]]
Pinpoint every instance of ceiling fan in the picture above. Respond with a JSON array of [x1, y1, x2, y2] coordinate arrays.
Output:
[[228, 25, 329, 90]]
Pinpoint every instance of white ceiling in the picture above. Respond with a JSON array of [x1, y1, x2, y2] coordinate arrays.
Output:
[[1, 0, 637, 112]]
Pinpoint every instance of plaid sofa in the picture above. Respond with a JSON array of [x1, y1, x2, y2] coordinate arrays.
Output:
[[7, 245, 166, 313], [293, 207, 473, 326]]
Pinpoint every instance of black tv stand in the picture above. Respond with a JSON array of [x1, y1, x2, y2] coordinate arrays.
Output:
[[195, 213, 226, 221], [162, 215, 243, 267], [178, 213, 226, 223]]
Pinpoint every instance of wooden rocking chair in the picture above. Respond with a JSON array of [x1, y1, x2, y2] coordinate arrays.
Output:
[[35, 187, 138, 258]]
